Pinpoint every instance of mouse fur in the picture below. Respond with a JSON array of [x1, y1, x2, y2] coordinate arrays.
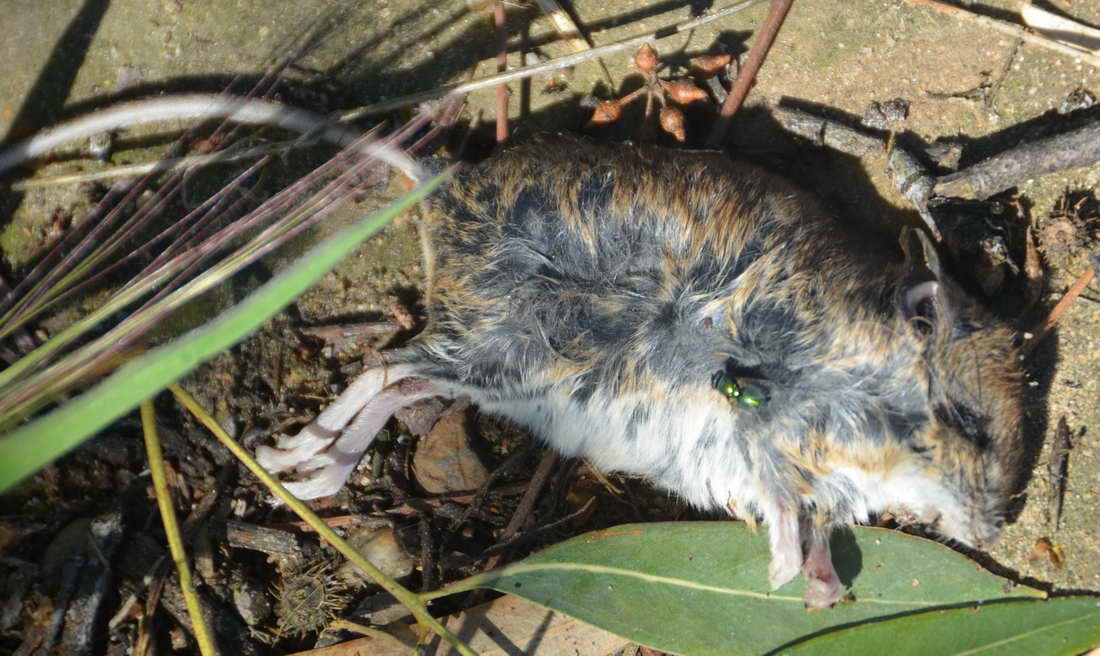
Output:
[[257, 135, 1026, 606]]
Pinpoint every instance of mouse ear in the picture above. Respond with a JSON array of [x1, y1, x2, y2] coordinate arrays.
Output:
[[898, 227, 954, 331]]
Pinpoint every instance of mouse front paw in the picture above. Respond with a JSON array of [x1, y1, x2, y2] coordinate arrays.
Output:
[[766, 509, 803, 590], [768, 553, 802, 590]]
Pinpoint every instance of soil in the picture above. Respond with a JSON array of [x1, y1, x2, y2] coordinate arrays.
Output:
[[1, 0, 1098, 653]]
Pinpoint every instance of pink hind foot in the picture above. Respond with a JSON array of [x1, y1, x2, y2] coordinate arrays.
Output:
[[765, 507, 843, 608], [256, 363, 445, 499], [801, 527, 842, 608]]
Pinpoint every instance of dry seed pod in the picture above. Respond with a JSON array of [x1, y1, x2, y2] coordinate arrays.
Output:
[[659, 106, 686, 141], [662, 78, 709, 105], [586, 100, 623, 127], [274, 562, 350, 636], [634, 43, 658, 73], [690, 53, 732, 79]]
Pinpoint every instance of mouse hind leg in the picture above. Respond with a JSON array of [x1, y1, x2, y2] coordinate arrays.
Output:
[[763, 504, 844, 608], [256, 348, 449, 499], [800, 521, 843, 608]]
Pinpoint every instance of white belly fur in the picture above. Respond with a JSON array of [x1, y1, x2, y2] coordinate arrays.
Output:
[[477, 389, 759, 512]]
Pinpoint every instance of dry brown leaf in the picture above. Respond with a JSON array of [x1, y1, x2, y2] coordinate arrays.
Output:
[[1027, 537, 1066, 569], [291, 596, 625, 655], [411, 409, 489, 494]]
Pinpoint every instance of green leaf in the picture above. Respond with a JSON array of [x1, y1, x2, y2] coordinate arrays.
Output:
[[788, 596, 1100, 656], [0, 172, 446, 493], [433, 522, 1042, 656]]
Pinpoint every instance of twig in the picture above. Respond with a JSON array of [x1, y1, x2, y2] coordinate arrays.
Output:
[[1046, 416, 1072, 530], [707, 0, 795, 145], [1023, 258, 1097, 357], [888, 144, 940, 240], [487, 450, 558, 568], [338, 0, 761, 121], [495, 2, 509, 144], [772, 106, 942, 238], [435, 441, 539, 559], [462, 450, 558, 608], [224, 521, 303, 557], [902, 0, 1100, 70], [775, 105, 1100, 240], [773, 106, 883, 157], [479, 495, 595, 558], [299, 320, 403, 343], [270, 514, 373, 532], [419, 517, 436, 592], [141, 400, 218, 656], [936, 122, 1100, 200], [136, 571, 166, 656], [986, 39, 1022, 112]]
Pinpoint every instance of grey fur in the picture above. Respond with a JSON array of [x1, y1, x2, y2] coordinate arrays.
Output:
[[258, 136, 1025, 607]]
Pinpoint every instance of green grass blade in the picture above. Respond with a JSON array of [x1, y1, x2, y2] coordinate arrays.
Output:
[[0, 172, 445, 493]]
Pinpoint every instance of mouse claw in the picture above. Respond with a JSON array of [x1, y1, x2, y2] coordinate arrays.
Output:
[[256, 429, 332, 472]]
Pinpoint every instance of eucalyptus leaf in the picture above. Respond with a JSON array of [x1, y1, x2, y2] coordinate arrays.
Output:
[[0, 172, 446, 493], [787, 595, 1100, 656], [433, 522, 1042, 656]]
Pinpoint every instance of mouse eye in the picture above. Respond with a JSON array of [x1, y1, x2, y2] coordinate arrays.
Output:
[[934, 401, 991, 449], [711, 371, 768, 408]]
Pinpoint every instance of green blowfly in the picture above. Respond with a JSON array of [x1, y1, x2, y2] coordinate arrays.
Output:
[[711, 371, 769, 408]]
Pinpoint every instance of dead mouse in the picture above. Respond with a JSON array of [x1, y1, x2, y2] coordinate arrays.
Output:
[[258, 135, 1026, 607]]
